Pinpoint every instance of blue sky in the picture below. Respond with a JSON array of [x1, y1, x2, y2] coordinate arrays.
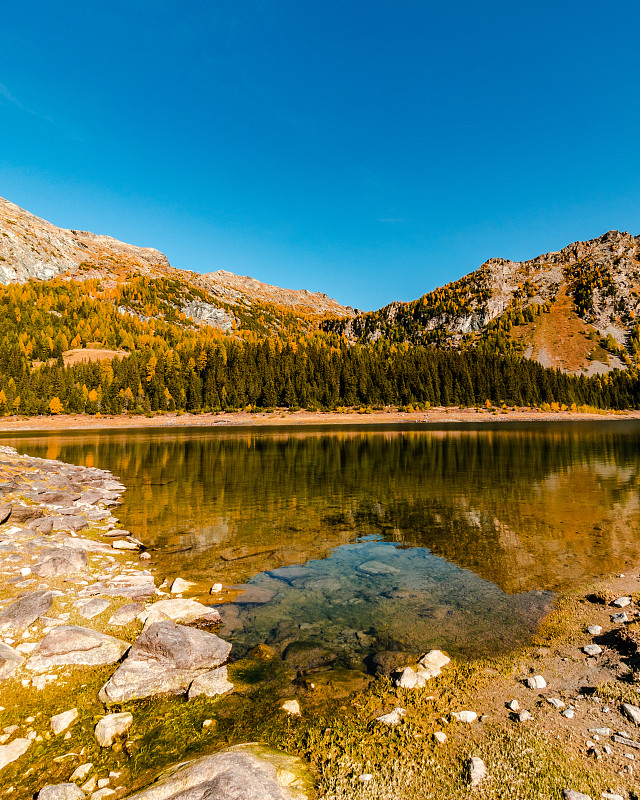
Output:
[[1, 1, 639, 311]]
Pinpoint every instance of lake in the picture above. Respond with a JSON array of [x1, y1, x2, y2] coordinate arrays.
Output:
[[3, 421, 640, 672]]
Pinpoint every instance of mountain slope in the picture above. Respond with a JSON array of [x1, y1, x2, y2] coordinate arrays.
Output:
[[0, 197, 355, 336], [325, 230, 640, 374]]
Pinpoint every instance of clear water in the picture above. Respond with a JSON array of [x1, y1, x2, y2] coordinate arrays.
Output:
[[4, 421, 640, 667]]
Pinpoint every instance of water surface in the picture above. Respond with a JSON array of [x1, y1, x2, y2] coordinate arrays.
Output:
[[3, 422, 640, 667]]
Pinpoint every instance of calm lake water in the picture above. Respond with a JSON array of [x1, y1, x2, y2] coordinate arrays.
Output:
[[3, 422, 640, 669]]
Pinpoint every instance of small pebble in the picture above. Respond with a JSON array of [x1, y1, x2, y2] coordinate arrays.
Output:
[[563, 708, 575, 719], [586, 625, 603, 635]]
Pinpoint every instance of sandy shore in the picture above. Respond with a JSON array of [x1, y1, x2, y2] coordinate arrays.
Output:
[[0, 407, 638, 432]]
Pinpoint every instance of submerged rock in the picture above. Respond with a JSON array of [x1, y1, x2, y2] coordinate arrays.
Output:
[[79, 573, 156, 599], [123, 743, 314, 800], [234, 585, 278, 605], [0, 590, 54, 632], [356, 560, 400, 576], [27, 626, 129, 673], [99, 620, 231, 704]]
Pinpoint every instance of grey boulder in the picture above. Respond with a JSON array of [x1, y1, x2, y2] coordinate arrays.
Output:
[[99, 620, 231, 704], [124, 743, 313, 800], [188, 666, 234, 699], [0, 590, 54, 632], [38, 784, 84, 800], [27, 625, 129, 673]]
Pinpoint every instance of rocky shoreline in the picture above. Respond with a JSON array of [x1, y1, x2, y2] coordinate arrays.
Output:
[[0, 445, 312, 800], [3, 445, 640, 799]]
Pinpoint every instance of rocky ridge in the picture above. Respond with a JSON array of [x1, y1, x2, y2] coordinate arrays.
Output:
[[0, 197, 355, 333], [327, 230, 640, 374]]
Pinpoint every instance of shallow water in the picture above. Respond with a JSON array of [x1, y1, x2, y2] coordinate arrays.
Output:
[[4, 421, 640, 666]]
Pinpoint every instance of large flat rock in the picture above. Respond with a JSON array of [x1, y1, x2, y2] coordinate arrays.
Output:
[[124, 743, 313, 800], [0, 642, 24, 680], [0, 590, 54, 632], [27, 625, 129, 673], [80, 573, 156, 599], [33, 548, 88, 578], [99, 620, 231, 704]]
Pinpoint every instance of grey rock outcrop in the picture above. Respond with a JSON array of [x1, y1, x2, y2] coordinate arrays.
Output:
[[99, 620, 231, 704], [123, 743, 313, 800], [27, 625, 129, 673]]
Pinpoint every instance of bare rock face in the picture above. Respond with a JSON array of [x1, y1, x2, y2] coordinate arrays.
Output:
[[33, 549, 88, 578], [99, 620, 231, 704], [27, 625, 129, 673], [0, 196, 170, 284], [0, 642, 24, 680], [123, 743, 314, 800], [0, 590, 54, 632]]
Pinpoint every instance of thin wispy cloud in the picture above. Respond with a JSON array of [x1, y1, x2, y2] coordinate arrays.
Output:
[[0, 82, 55, 125]]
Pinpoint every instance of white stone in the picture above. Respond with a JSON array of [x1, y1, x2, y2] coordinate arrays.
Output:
[[90, 789, 115, 799], [358, 774, 373, 782], [0, 738, 31, 771], [602, 793, 625, 800], [94, 712, 133, 747], [171, 578, 195, 594], [469, 757, 487, 786], [418, 649, 450, 676], [20, 567, 31, 577], [526, 675, 547, 689], [547, 697, 566, 709], [50, 709, 78, 735], [622, 704, 640, 725], [433, 731, 447, 744], [280, 700, 300, 716], [586, 625, 603, 635], [69, 763, 92, 782], [375, 707, 406, 726], [583, 644, 602, 656], [563, 708, 575, 719], [395, 666, 425, 689], [612, 597, 631, 608], [97, 779, 110, 789], [210, 583, 223, 593], [112, 540, 139, 551], [80, 777, 96, 793], [518, 710, 533, 722], [452, 710, 477, 723], [507, 699, 520, 711], [611, 612, 629, 623]]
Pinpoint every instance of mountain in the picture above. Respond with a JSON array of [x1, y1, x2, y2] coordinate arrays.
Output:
[[0, 197, 355, 337], [325, 230, 640, 374]]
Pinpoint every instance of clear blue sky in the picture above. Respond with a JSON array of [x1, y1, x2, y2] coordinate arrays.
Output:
[[1, 1, 639, 311]]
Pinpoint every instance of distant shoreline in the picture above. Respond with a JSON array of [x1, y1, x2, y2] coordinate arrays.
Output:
[[0, 406, 639, 432]]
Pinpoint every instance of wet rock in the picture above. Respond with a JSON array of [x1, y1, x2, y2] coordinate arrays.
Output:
[[283, 642, 337, 673], [50, 708, 78, 735], [27, 626, 129, 673], [469, 757, 487, 787], [622, 703, 640, 725], [0, 643, 24, 680], [612, 597, 632, 608], [37, 784, 84, 800], [77, 598, 111, 619], [124, 742, 314, 800], [188, 666, 234, 699], [583, 644, 602, 656], [367, 650, 415, 676], [98, 620, 232, 704], [281, 700, 301, 716], [0, 590, 54, 632], [95, 712, 133, 747], [139, 599, 221, 625], [376, 707, 406, 725], [33, 548, 88, 579], [108, 603, 144, 626], [452, 710, 477, 723], [356, 560, 400, 576], [9, 505, 44, 523], [0, 737, 31, 771], [234, 585, 278, 605], [525, 675, 547, 689]]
